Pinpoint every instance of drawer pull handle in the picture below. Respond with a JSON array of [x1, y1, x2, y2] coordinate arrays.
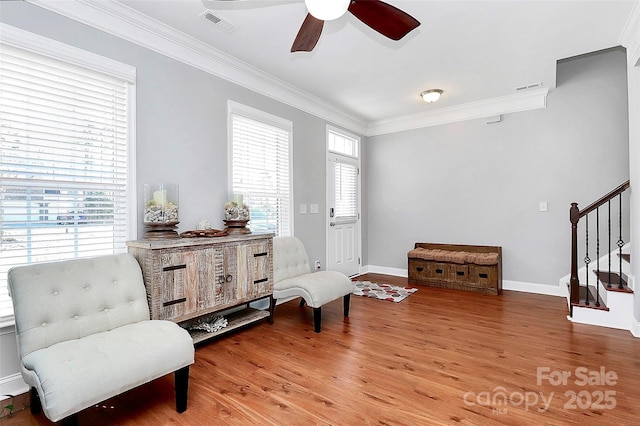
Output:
[[456, 271, 465, 276], [254, 252, 268, 257], [163, 264, 186, 272], [416, 267, 424, 272], [254, 278, 269, 284], [435, 268, 443, 274], [162, 297, 186, 307], [218, 275, 233, 283], [479, 273, 488, 279]]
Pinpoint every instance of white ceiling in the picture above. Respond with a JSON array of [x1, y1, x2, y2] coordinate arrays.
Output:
[[115, 0, 634, 123], [37, 0, 636, 130]]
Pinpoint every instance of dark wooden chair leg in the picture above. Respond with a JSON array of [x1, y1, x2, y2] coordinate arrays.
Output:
[[268, 295, 275, 324], [60, 413, 79, 426], [299, 298, 306, 307], [313, 307, 321, 333], [343, 293, 351, 317], [29, 387, 41, 414], [175, 366, 190, 413]]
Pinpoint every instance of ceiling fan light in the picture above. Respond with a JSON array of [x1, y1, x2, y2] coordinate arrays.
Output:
[[305, 0, 350, 21], [420, 89, 443, 103]]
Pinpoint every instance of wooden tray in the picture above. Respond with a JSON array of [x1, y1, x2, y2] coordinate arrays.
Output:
[[179, 229, 228, 238]]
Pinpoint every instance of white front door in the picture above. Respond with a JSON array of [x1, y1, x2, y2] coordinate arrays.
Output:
[[327, 154, 360, 276]]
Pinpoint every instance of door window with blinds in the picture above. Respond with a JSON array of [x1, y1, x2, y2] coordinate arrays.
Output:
[[0, 27, 135, 321], [228, 101, 292, 237], [333, 161, 358, 219]]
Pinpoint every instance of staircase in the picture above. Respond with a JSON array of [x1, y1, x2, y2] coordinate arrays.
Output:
[[564, 181, 635, 331]]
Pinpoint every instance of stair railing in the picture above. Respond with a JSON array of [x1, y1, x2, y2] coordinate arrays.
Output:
[[569, 180, 630, 316]]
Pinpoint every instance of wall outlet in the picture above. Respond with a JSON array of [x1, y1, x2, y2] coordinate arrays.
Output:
[[314, 260, 321, 270]]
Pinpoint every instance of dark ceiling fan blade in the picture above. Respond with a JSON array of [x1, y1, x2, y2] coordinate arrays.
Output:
[[291, 13, 324, 52], [348, 0, 420, 41]]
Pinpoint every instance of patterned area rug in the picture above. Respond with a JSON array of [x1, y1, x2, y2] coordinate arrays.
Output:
[[352, 281, 418, 303]]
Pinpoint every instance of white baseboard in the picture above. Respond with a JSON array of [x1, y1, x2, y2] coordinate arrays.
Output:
[[0, 373, 28, 397], [361, 265, 407, 277], [632, 317, 640, 338], [502, 280, 565, 297], [363, 265, 564, 297]]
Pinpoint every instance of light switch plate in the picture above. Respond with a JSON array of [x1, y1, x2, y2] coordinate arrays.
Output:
[[539, 201, 548, 212], [299, 204, 307, 215], [310, 204, 319, 214]]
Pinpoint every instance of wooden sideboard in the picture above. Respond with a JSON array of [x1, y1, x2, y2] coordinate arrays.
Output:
[[127, 233, 274, 344]]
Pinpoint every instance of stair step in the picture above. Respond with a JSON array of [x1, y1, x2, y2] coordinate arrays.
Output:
[[571, 285, 609, 311], [592, 270, 633, 293], [618, 253, 630, 263]]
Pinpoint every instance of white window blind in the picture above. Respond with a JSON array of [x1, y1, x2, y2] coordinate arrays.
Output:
[[0, 42, 133, 321], [334, 161, 358, 219], [230, 106, 292, 236]]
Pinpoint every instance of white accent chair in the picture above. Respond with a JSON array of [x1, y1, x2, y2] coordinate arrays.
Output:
[[269, 236, 353, 333], [8, 253, 195, 425]]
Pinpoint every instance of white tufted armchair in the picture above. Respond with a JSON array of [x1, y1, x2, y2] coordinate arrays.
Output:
[[8, 253, 194, 425], [269, 236, 353, 333]]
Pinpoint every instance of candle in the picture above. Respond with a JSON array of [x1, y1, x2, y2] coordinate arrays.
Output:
[[232, 194, 243, 206], [153, 189, 168, 207]]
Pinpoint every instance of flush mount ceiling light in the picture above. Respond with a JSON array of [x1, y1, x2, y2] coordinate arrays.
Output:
[[304, 0, 351, 20], [420, 89, 443, 103]]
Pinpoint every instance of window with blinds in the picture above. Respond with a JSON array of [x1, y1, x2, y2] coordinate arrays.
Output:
[[334, 162, 358, 219], [229, 102, 292, 237], [0, 37, 134, 321]]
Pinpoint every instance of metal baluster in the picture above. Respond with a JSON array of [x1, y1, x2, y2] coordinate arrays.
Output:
[[584, 214, 590, 305], [595, 207, 600, 306], [617, 192, 624, 289], [608, 200, 612, 288]]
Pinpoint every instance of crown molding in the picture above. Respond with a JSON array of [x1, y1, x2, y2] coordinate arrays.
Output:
[[366, 87, 549, 136], [26, 0, 368, 135], [619, 0, 640, 66], [25, 0, 551, 138], [0, 23, 135, 82]]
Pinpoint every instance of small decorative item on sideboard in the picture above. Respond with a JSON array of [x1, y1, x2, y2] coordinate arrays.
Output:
[[143, 183, 179, 239], [223, 194, 251, 234]]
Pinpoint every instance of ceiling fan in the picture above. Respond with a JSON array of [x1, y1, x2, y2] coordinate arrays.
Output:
[[202, 0, 420, 52]]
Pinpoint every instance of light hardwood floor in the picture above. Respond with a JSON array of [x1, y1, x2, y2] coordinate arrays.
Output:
[[3, 273, 640, 425]]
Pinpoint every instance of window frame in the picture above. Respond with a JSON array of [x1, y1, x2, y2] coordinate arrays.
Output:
[[227, 100, 293, 237], [327, 125, 359, 159], [0, 24, 136, 326]]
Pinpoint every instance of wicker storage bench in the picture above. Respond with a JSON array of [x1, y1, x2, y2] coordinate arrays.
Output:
[[407, 243, 502, 295]]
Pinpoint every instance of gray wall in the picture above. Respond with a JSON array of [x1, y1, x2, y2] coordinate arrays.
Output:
[[365, 47, 629, 286], [626, 49, 640, 323], [0, 0, 352, 394], [0, 1, 338, 266], [0, 3, 629, 287]]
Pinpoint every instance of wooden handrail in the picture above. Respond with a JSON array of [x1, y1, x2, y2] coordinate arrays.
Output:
[[578, 180, 630, 218]]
